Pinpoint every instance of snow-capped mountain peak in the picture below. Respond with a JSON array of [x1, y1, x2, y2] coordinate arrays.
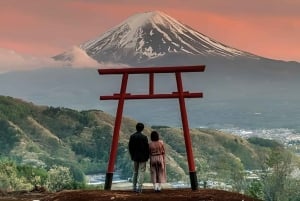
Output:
[[123, 10, 185, 32], [58, 11, 259, 66]]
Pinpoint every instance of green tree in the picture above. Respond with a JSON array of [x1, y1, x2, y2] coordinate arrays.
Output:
[[246, 180, 264, 200], [46, 165, 73, 192], [92, 125, 112, 161], [261, 148, 293, 201], [0, 120, 20, 154], [0, 160, 32, 191], [231, 161, 246, 192], [17, 165, 48, 187]]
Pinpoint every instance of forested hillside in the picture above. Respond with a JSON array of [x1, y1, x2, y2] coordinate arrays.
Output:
[[0, 95, 298, 192]]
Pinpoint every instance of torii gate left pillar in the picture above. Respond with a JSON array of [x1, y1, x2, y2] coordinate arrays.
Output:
[[98, 65, 205, 190]]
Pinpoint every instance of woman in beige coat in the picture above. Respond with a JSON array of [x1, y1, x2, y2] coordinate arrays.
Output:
[[149, 131, 166, 192]]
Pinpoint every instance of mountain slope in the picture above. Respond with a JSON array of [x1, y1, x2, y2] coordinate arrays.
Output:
[[0, 95, 287, 182]]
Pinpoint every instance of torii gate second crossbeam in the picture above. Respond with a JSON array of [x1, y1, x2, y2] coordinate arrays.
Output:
[[98, 65, 205, 190]]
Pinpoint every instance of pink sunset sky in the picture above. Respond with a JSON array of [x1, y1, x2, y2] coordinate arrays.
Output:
[[1, 0, 300, 63]]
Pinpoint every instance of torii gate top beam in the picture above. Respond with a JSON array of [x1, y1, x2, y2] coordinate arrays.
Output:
[[98, 65, 205, 75], [98, 66, 205, 100]]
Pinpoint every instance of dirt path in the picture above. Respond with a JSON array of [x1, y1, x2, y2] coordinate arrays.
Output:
[[1, 189, 261, 201]]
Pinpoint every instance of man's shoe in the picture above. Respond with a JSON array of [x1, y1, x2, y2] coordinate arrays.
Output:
[[136, 188, 142, 193]]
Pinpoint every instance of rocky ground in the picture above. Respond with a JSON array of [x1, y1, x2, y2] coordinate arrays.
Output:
[[0, 189, 261, 201]]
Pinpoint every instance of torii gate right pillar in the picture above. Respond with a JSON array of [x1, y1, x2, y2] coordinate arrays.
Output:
[[175, 72, 198, 190]]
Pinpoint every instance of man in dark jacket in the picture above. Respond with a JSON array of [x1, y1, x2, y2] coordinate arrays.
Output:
[[128, 122, 149, 193]]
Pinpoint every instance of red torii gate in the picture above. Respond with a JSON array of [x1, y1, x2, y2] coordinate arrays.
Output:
[[98, 65, 205, 190]]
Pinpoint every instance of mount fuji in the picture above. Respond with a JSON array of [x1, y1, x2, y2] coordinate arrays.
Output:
[[54, 11, 259, 66], [1, 11, 300, 130]]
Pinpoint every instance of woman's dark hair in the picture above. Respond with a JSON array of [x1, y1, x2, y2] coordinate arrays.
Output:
[[136, 122, 144, 132], [151, 131, 159, 141]]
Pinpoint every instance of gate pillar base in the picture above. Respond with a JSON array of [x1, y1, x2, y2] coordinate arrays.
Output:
[[104, 172, 113, 190], [189, 171, 198, 190]]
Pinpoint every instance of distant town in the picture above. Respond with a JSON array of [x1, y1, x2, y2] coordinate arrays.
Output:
[[219, 127, 300, 155]]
